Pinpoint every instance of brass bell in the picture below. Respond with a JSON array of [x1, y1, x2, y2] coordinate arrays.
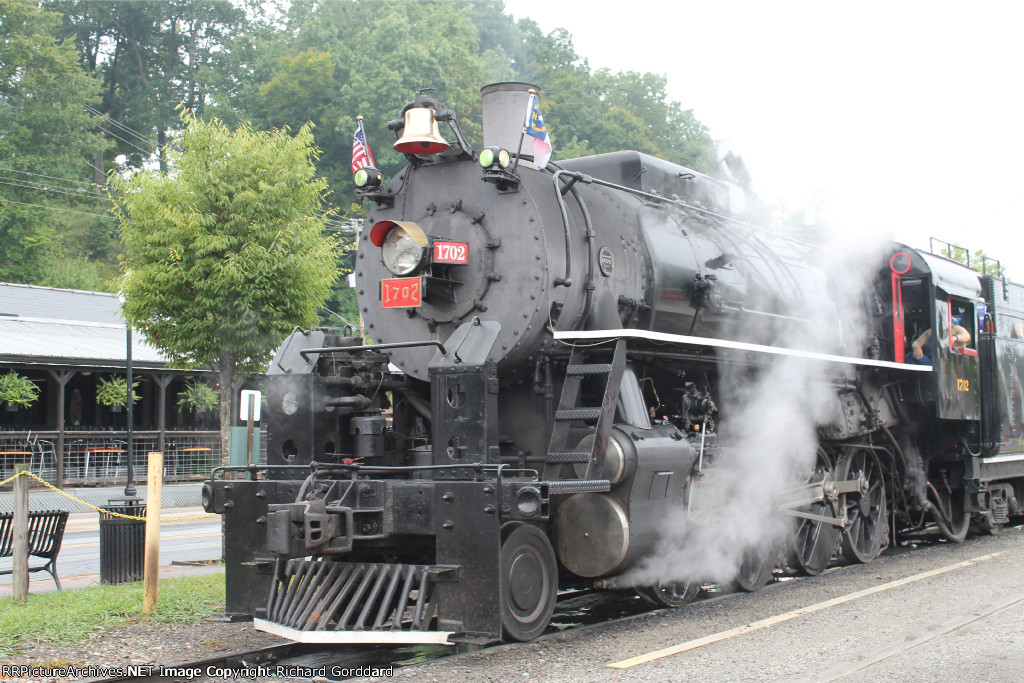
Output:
[[393, 106, 449, 155]]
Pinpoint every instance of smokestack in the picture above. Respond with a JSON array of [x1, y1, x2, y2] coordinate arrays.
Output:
[[481, 82, 540, 163]]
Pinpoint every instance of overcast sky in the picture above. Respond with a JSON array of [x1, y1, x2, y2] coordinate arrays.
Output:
[[502, 0, 1023, 276]]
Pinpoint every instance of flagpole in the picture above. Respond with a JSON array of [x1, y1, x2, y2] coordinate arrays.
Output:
[[353, 115, 367, 339], [511, 89, 536, 176]]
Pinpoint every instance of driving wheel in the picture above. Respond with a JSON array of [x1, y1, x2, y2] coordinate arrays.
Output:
[[732, 544, 776, 592], [787, 448, 839, 576], [836, 448, 887, 563]]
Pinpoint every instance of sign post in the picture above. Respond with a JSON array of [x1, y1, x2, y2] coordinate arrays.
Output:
[[239, 390, 261, 466], [143, 451, 163, 614]]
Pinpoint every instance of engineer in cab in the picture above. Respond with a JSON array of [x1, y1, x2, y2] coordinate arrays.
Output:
[[906, 317, 972, 365]]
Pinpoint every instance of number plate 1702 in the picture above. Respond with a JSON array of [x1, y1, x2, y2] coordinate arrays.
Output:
[[381, 277, 422, 308], [433, 241, 469, 264]]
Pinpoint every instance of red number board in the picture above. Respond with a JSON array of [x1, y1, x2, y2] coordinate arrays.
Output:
[[433, 241, 469, 264], [381, 277, 422, 308]]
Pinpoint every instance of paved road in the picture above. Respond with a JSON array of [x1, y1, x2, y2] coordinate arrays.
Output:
[[364, 526, 1024, 682], [0, 508, 222, 596]]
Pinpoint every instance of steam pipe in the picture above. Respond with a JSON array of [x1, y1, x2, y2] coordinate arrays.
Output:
[[296, 473, 315, 502], [325, 395, 372, 409], [925, 482, 966, 539]]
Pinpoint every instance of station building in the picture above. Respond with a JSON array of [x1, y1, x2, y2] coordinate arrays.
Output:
[[0, 282, 259, 489]]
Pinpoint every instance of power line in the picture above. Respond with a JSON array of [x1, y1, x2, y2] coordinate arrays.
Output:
[[0, 196, 117, 220], [0, 178, 109, 201], [101, 126, 157, 158], [84, 105, 160, 147], [0, 166, 101, 189]]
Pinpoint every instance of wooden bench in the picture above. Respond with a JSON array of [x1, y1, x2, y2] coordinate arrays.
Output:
[[0, 510, 69, 591]]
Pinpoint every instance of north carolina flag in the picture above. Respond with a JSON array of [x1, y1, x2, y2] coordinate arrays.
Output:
[[351, 125, 375, 172], [525, 95, 552, 168]]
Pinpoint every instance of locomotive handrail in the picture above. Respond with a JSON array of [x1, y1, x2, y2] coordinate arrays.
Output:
[[311, 462, 504, 473], [551, 164, 760, 231], [274, 326, 309, 373], [550, 170, 577, 288], [299, 339, 448, 360], [551, 171, 598, 327], [208, 464, 314, 481]]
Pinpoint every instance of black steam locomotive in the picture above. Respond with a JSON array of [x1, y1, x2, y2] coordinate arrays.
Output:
[[202, 83, 1024, 645]]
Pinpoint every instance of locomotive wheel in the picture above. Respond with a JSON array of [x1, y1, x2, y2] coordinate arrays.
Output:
[[499, 524, 557, 642], [932, 486, 970, 542], [731, 545, 776, 592], [787, 448, 839, 576], [836, 448, 887, 564], [635, 579, 701, 608]]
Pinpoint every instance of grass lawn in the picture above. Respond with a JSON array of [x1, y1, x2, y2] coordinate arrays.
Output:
[[0, 573, 225, 659]]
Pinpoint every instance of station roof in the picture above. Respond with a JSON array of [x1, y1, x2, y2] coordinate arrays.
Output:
[[0, 282, 170, 369]]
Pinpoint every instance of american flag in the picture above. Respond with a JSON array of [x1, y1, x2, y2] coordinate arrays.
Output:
[[351, 124, 376, 172]]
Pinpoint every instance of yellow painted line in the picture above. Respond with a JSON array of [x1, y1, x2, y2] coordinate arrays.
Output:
[[62, 532, 220, 550], [607, 551, 1003, 669]]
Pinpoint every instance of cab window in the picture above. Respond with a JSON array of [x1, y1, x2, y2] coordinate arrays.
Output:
[[948, 297, 977, 356]]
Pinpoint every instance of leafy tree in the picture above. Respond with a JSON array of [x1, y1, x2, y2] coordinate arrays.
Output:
[[0, 0, 108, 284], [49, 0, 250, 174], [111, 112, 339, 462], [248, 0, 486, 199]]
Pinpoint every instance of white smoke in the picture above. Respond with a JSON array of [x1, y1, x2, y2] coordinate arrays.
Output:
[[617, 225, 887, 588]]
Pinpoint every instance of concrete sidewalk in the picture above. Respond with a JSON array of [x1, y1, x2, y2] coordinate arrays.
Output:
[[64, 505, 217, 532]]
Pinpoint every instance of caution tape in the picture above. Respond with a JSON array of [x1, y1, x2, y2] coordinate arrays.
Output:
[[0, 470, 212, 521]]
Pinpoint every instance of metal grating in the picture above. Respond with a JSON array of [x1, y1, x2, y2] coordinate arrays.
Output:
[[265, 560, 444, 634]]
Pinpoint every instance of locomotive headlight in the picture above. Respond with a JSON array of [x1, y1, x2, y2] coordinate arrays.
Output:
[[381, 225, 426, 276], [354, 167, 382, 189], [478, 146, 511, 169]]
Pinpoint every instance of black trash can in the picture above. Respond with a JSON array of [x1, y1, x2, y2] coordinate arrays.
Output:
[[99, 501, 146, 584]]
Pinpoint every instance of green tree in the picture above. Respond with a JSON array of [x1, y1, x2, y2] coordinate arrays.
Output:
[[249, 0, 486, 198], [111, 112, 339, 462], [0, 0, 108, 284], [49, 0, 249, 175]]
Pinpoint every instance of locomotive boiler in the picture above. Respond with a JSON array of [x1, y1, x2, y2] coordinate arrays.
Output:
[[203, 82, 1024, 645]]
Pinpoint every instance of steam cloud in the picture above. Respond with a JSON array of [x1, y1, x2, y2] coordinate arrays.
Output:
[[616, 226, 887, 588]]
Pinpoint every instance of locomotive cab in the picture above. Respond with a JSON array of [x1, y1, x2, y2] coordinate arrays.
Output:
[[885, 247, 982, 420]]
